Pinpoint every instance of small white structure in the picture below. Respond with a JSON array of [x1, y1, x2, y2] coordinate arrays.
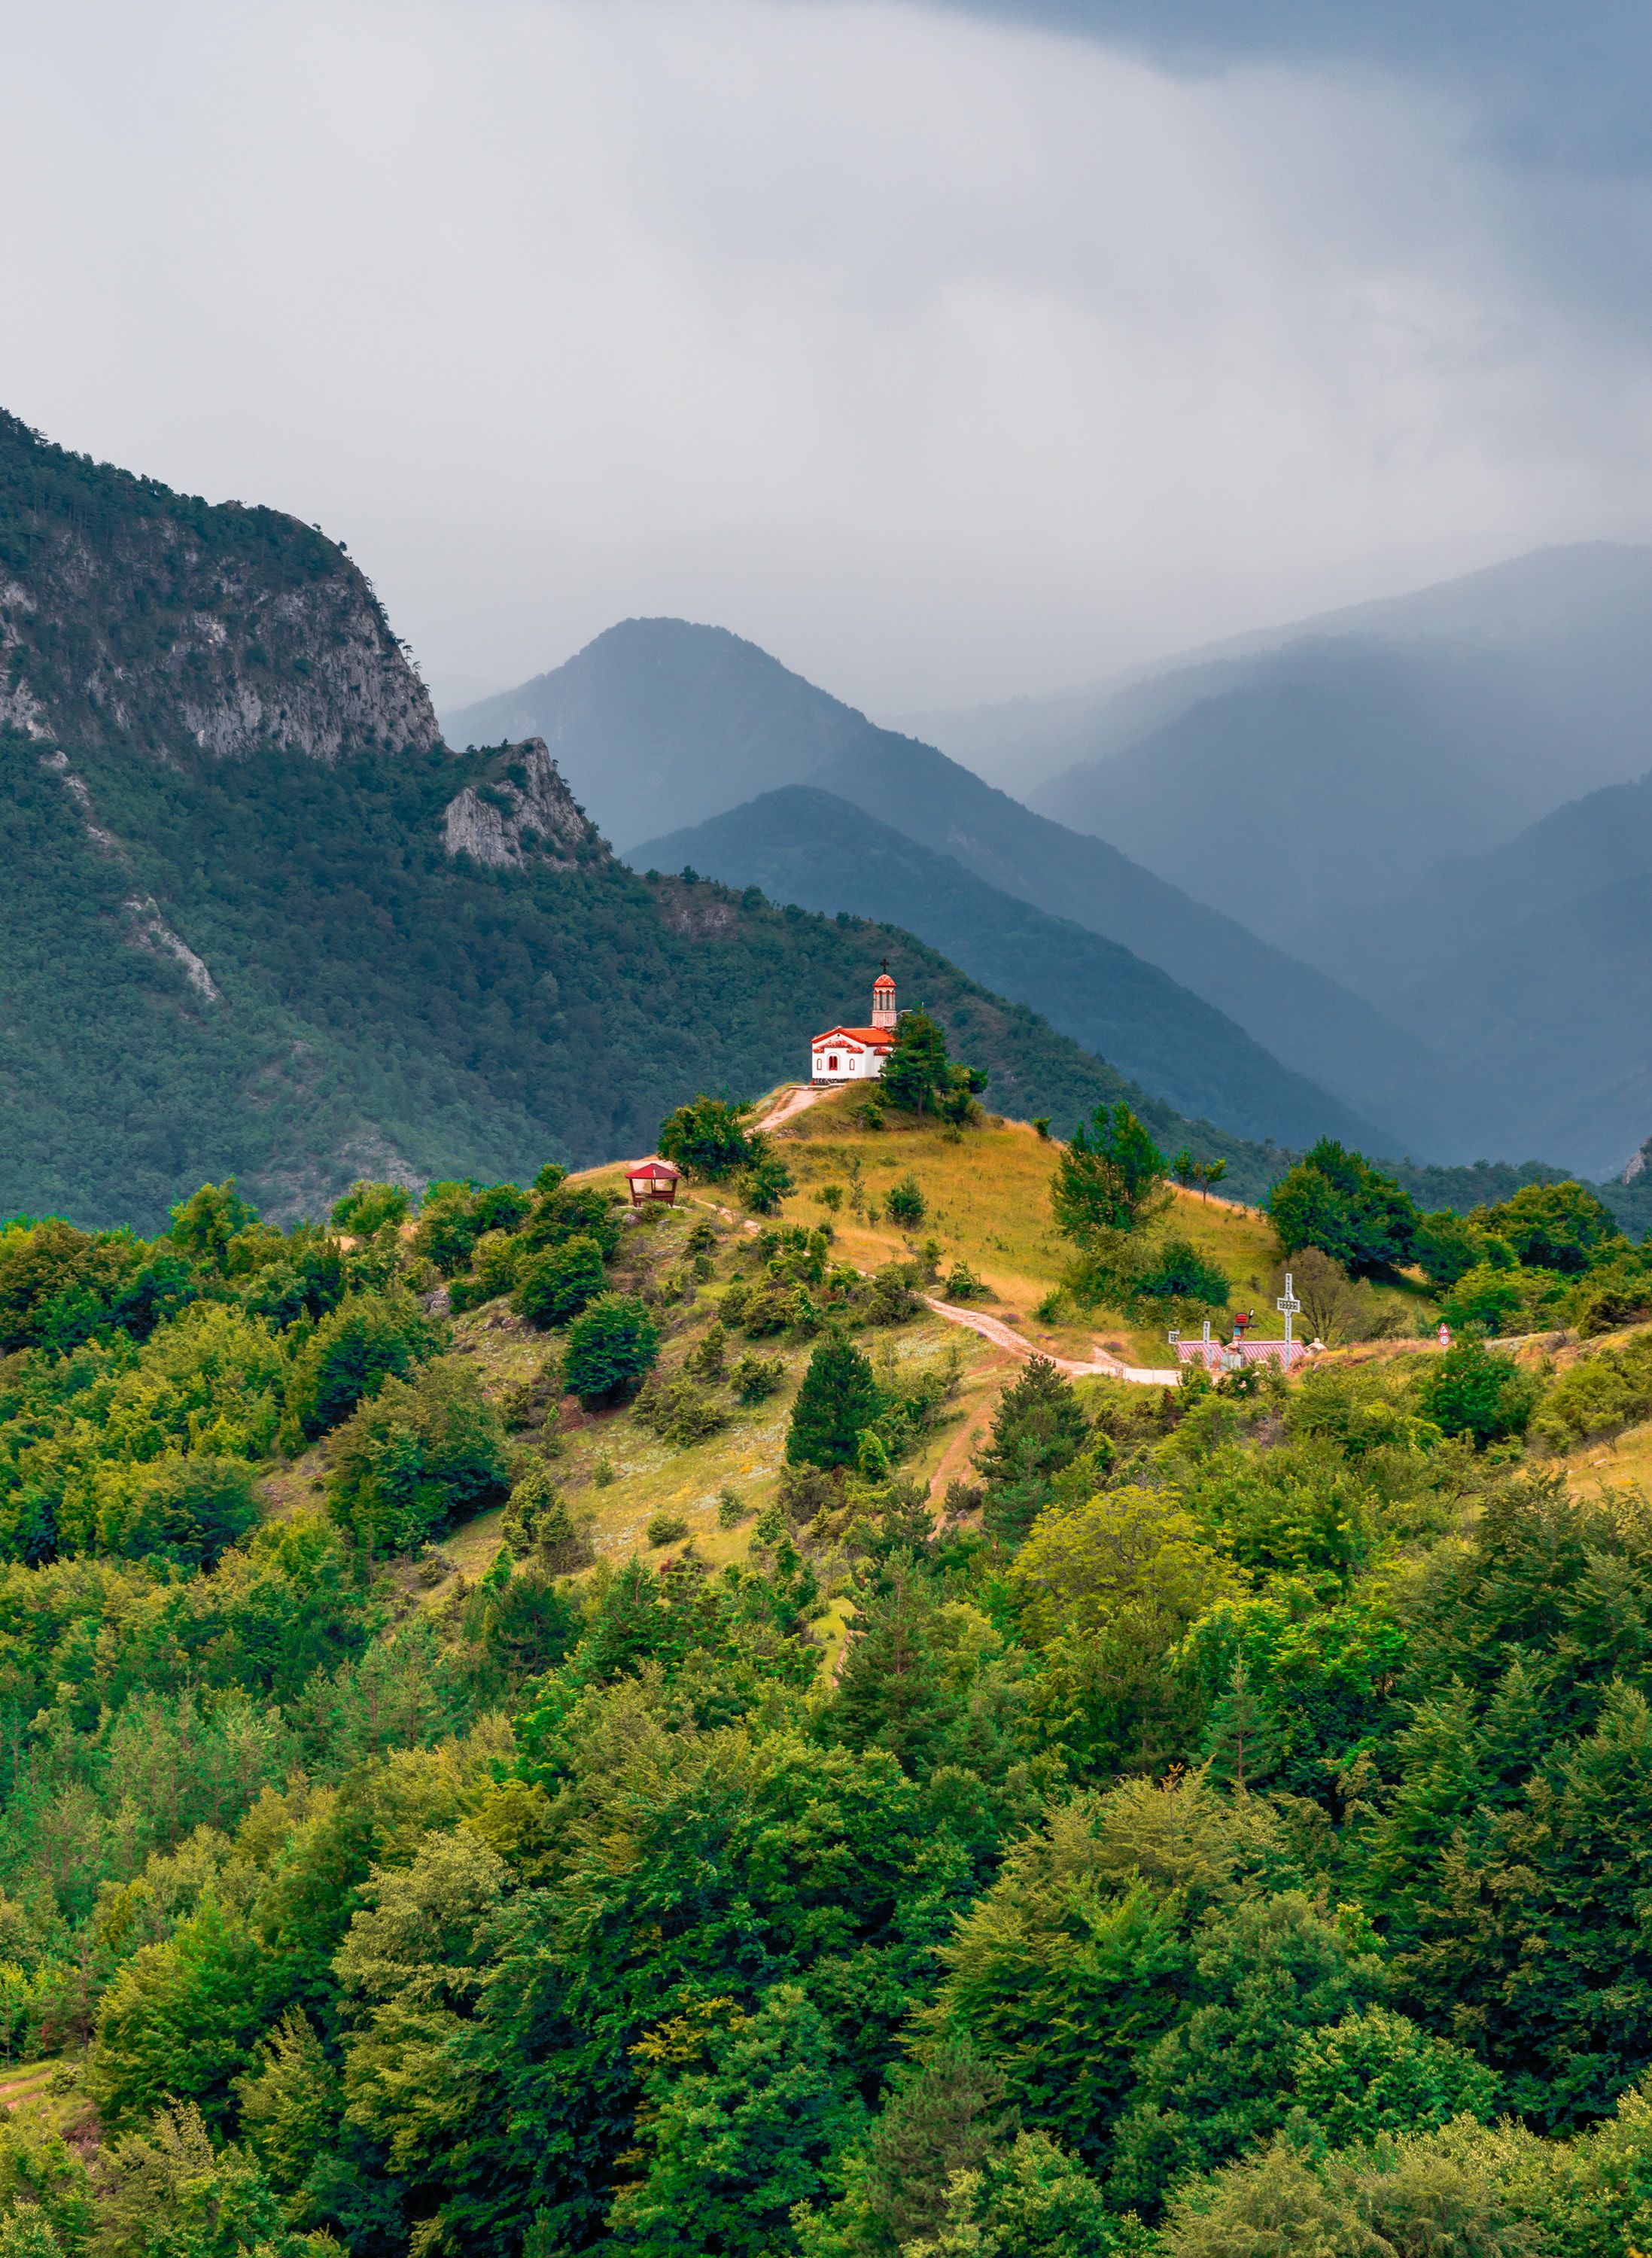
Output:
[[811, 971, 899, 1085]]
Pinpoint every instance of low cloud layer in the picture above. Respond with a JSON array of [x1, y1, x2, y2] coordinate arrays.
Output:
[[5, 0, 1651, 710]]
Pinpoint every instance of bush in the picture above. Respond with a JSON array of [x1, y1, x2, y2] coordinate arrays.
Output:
[[501, 1462, 592, 1572], [732, 1353, 786, 1403], [942, 1263, 985, 1301], [1134, 1237, 1229, 1307], [859, 1262, 920, 1325], [1442, 1261, 1527, 1337], [885, 1177, 926, 1228], [1415, 1338, 1540, 1449], [646, 1514, 691, 1548], [1532, 1328, 1652, 1450], [564, 1295, 661, 1404], [327, 1179, 411, 1236], [94, 1453, 260, 1569], [519, 1183, 623, 1262], [741, 1153, 794, 1214], [513, 1234, 607, 1329], [634, 1373, 729, 1447], [1267, 1140, 1416, 1277], [412, 1182, 484, 1277]]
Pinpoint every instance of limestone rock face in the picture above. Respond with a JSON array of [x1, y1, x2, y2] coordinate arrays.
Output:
[[443, 738, 606, 869], [0, 409, 439, 765]]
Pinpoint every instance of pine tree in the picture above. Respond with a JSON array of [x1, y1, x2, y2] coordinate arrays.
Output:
[[973, 1356, 1090, 1543], [786, 1332, 883, 1469]]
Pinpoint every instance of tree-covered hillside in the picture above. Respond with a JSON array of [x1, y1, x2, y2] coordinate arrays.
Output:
[[0, 723, 1278, 1230], [2, 1144, 1652, 2256]]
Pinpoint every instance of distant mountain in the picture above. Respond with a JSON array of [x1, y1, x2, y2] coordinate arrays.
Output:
[[453, 619, 1451, 1156], [1305, 768, 1652, 1000], [904, 546, 1652, 933], [441, 619, 881, 848], [0, 413, 1285, 1225], [631, 785, 1391, 1152], [1297, 768, 1652, 1176]]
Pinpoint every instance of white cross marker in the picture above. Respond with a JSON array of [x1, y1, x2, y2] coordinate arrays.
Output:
[[1276, 1272, 1301, 1360]]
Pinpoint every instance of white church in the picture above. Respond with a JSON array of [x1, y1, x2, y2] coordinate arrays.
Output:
[[811, 970, 899, 1084]]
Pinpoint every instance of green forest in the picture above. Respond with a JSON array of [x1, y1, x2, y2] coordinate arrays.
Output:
[[0, 1123, 1647, 2258]]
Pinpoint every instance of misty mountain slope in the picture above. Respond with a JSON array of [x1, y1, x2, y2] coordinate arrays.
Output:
[[1032, 642, 1550, 929], [631, 784, 1391, 1151], [1028, 546, 1652, 932], [454, 616, 1452, 1155], [1395, 869, 1652, 1178], [1303, 768, 1652, 1000], [909, 540, 1652, 804]]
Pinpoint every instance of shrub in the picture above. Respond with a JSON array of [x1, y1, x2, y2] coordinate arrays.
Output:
[[500, 1462, 592, 1572], [634, 1374, 729, 1447], [327, 1179, 411, 1236], [942, 1263, 984, 1301], [519, 1184, 623, 1261], [513, 1234, 607, 1329], [686, 1323, 727, 1380], [1415, 1338, 1540, 1449], [564, 1295, 661, 1404], [1441, 1261, 1527, 1337], [94, 1453, 260, 1569], [860, 1262, 920, 1325], [1291, 2007, 1499, 2147], [1267, 1140, 1416, 1277], [716, 1489, 748, 1528], [1134, 1237, 1228, 1307], [646, 1514, 690, 1548], [741, 1153, 794, 1215], [412, 1182, 484, 1278], [732, 1353, 785, 1403], [885, 1177, 926, 1228], [657, 1096, 753, 1180], [1532, 1328, 1652, 1451]]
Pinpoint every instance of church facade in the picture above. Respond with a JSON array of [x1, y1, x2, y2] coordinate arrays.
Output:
[[811, 972, 898, 1084]]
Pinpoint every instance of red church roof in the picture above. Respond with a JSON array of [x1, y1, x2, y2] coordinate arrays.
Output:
[[812, 1025, 895, 1048]]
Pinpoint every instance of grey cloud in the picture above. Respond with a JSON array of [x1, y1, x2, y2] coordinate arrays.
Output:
[[921, 1, 1652, 173]]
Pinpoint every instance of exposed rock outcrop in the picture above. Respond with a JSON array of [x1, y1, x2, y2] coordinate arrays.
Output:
[[443, 738, 606, 869]]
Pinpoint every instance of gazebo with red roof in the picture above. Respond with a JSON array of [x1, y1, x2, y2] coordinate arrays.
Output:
[[625, 1157, 682, 1207]]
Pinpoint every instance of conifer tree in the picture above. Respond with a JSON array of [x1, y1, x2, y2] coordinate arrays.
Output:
[[786, 1332, 882, 1468]]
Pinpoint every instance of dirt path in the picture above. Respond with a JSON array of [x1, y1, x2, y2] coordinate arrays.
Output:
[[922, 1296, 1180, 1386], [752, 1083, 829, 1133]]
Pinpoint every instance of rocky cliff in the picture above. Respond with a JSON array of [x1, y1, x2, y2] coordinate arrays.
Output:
[[0, 410, 437, 765]]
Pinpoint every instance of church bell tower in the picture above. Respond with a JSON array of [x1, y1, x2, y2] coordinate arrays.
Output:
[[871, 966, 897, 1030]]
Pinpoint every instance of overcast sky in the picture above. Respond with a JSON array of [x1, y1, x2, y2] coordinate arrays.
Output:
[[5, 0, 1652, 712]]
